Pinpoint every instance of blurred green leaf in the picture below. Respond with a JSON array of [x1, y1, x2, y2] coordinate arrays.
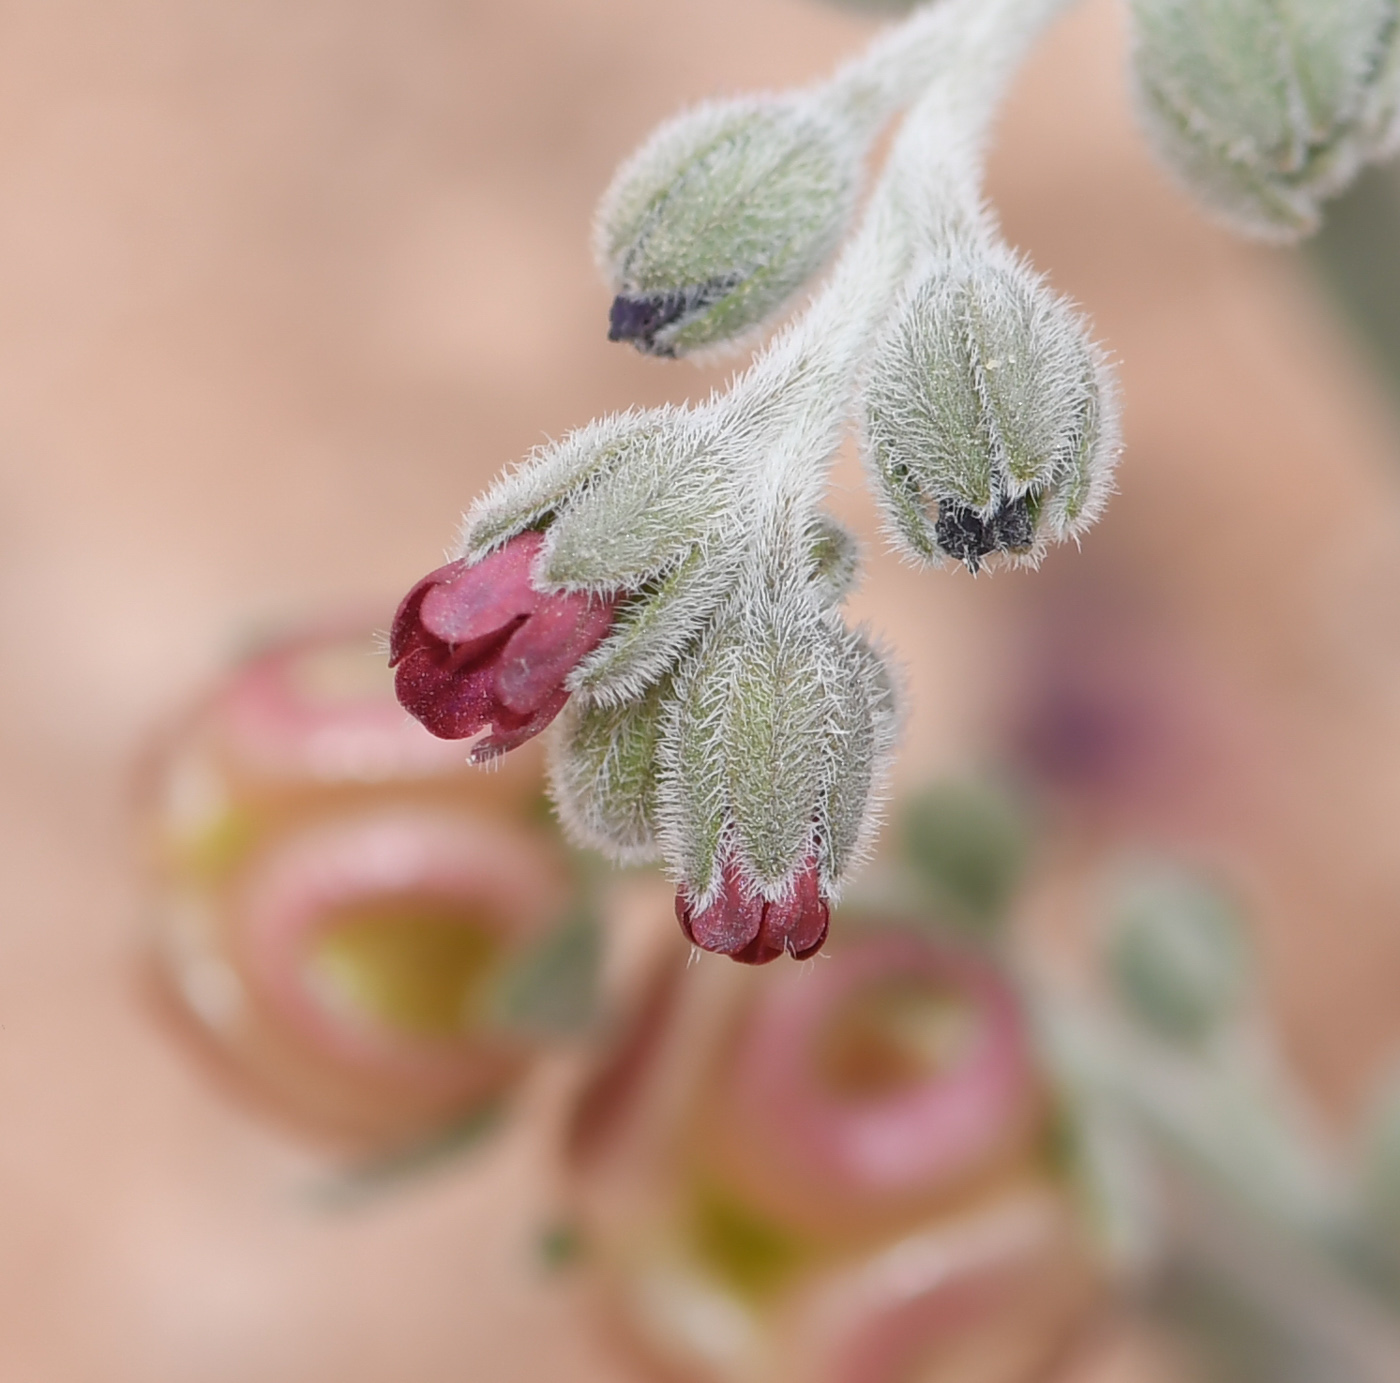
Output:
[[898, 776, 1032, 936], [1105, 863, 1250, 1046]]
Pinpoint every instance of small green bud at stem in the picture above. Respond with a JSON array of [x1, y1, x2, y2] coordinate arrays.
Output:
[[862, 249, 1118, 570], [596, 97, 862, 357]]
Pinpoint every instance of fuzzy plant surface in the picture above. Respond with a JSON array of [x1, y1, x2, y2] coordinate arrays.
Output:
[[389, 0, 1400, 963]]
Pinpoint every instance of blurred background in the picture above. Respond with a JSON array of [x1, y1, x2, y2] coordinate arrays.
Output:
[[6, 0, 1400, 1379]]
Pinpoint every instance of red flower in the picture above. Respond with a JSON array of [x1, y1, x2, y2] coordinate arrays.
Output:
[[676, 855, 829, 964], [390, 531, 616, 761]]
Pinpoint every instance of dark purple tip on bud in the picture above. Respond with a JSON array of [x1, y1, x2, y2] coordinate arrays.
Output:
[[607, 292, 689, 356]]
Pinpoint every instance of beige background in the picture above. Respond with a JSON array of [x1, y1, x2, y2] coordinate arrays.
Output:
[[2, 0, 1400, 1378]]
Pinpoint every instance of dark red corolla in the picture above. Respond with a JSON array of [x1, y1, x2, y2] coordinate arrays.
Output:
[[390, 531, 616, 761], [677, 855, 829, 964]]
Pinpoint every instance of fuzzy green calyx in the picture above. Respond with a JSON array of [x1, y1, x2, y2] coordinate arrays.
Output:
[[656, 592, 896, 907], [596, 97, 861, 357], [862, 250, 1117, 571]]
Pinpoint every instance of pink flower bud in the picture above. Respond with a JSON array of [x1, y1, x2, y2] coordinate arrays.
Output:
[[676, 855, 830, 964], [390, 532, 616, 762]]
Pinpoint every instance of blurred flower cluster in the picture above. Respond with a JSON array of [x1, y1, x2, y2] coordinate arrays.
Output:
[[141, 623, 600, 1155], [562, 919, 1099, 1383], [143, 632, 1400, 1380]]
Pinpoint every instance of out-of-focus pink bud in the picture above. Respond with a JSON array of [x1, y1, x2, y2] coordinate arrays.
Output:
[[390, 531, 616, 761], [164, 809, 569, 1143], [711, 931, 1039, 1235], [784, 1191, 1099, 1383], [676, 856, 829, 964], [562, 924, 1099, 1383]]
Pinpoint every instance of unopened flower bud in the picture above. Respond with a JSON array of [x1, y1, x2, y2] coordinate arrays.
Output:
[[863, 250, 1118, 570], [1104, 863, 1250, 1044], [678, 854, 830, 965], [1129, 0, 1400, 240], [900, 776, 1031, 936], [595, 96, 862, 357], [390, 531, 616, 762], [461, 409, 699, 569], [657, 595, 897, 961]]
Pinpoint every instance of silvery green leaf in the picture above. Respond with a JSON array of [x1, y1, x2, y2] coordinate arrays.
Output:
[[596, 96, 862, 357], [899, 775, 1032, 935], [569, 546, 737, 706], [549, 679, 670, 862], [1040, 357, 1118, 540], [655, 592, 896, 904], [459, 409, 680, 559], [1361, 1072, 1400, 1240], [490, 913, 601, 1037], [862, 249, 1117, 569], [656, 623, 735, 901], [1129, 0, 1400, 241]]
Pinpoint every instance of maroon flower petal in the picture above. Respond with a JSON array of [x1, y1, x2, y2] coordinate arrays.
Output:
[[676, 863, 763, 956], [417, 533, 544, 646], [491, 590, 615, 715], [761, 861, 828, 959], [676, 856, 831, 964], [391, 645, 500, 740], [388, 563, 458, 666], [469, 687, 570, 763], [390, 530, 620, 757], [731, 933, 786, 966], [790, 908, 830, 961]]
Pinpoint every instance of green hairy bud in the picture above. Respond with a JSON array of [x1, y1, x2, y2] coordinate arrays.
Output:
[[549, 680, 670, 863], [655, 592, 897, 905], [596, 96, 863, 357], [459, 408, 697, 563], [862, 248, 1118, 571], [899, 776, 1032, 936], [1129, 0, 1400, 240], [1105, 864, 1251, 1045]]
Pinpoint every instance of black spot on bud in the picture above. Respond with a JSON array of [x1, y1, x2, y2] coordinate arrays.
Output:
[[990, 494, 1035, 552], [608, 292, 689, 356], [607, 275, 743, 357], [935, 503, 995, 572], [937, 494, 1039, 571]]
